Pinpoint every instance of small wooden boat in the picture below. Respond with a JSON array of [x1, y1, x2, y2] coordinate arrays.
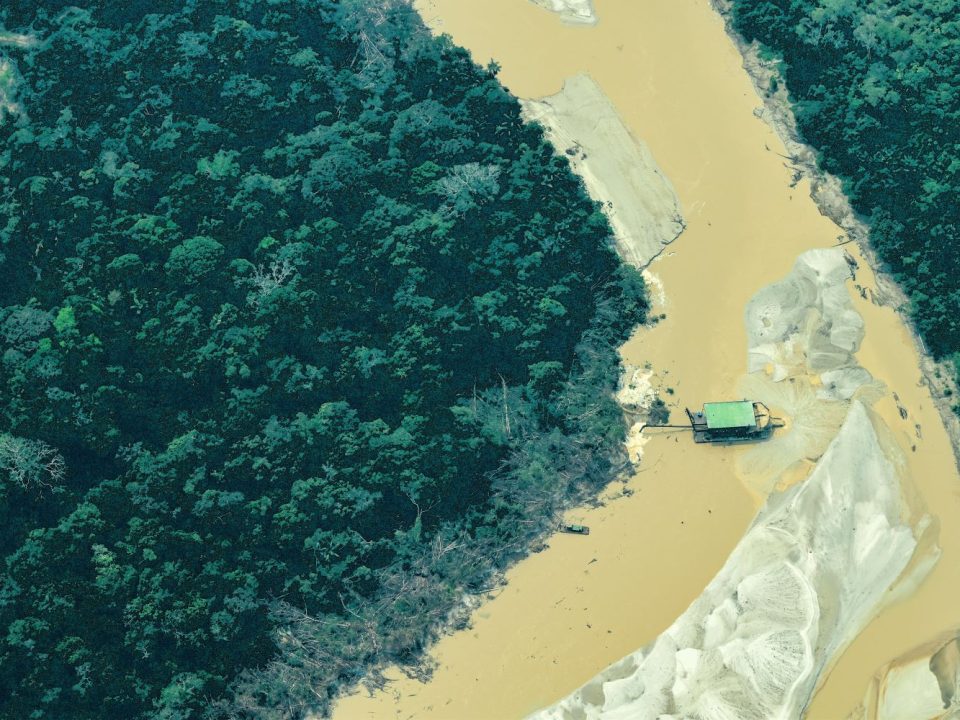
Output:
[[560, 523, 590, 535]]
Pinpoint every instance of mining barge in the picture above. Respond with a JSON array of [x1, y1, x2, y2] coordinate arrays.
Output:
[[641, 400, 784, 444]]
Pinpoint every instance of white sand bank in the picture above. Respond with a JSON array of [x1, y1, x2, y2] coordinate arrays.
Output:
[[737, 250, 882, 493], [529, 0, 597, 25], [530, 249, 936, 720], [531, 403, 925, 720], [746, 249, 864, 387], [848, 630, 960, 720], [616, 366, 655, 463], [521, 74, 685, 269]]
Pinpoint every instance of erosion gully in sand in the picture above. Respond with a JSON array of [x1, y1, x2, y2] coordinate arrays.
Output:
[[333, 1, 960, 718]]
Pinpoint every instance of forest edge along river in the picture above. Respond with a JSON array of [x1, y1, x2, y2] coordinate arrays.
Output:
[[332, 1, 960, 718]]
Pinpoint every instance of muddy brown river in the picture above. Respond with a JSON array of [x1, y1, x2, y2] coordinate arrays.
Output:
[[333, 1, 960, 718]]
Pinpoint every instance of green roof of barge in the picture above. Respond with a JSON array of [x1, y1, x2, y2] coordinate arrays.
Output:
[[703, 401, 756, 430]]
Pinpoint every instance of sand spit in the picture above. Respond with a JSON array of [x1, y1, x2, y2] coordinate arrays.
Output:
[[529, 0, 597, 26], [531, 402, 927, 720], [736, 250, 881, 494], [746, 249, 864, 387], [521, 74, 685, 269], [848, 630, 960, 720]]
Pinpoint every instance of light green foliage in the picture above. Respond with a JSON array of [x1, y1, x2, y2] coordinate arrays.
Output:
[[197, 150, 241, 180], [52, 306, 76, 334]]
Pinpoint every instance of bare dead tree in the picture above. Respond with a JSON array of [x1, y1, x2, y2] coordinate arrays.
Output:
[[498, 373, 511, 437], [238, 258, 297, 307], [0, 434, 66, 492], [435, 163, 502, 216]]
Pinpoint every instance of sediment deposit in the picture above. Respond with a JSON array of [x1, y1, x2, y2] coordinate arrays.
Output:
[[529, 0, 597, 25], [521, 74, 684, 269], [533, 401, 931, 720], [531, 251, 936, 719], [848, 630, 960, 720]]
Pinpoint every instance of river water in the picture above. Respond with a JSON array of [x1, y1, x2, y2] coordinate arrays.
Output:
[[334, 1, 960, 718]]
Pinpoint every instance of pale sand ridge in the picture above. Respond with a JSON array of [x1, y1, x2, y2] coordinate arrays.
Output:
[[521, 74, 685, 269], [848, 630, 960, 719]]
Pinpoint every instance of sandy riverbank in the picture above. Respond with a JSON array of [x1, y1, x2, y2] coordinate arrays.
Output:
[[847, 628, 960, 720], [521, 74, 684, 269], [532, 249, 939, 719], [334, 2, 960, 718]]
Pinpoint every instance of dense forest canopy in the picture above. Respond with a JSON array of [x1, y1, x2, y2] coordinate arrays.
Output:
[[728, 0, 960, 376], [0, 1, 646, 718]]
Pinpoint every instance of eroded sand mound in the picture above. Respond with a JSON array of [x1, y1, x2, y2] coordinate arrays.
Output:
[[745, 248, 865, 390], [521, 74, 685, 268], [529, 0, 597, 25], [530, 403, 923, 720], [849, 630, 960, 720], [736, 249, 883, 490]]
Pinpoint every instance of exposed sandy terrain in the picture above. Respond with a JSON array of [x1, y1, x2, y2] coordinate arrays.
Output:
[[334, 2, 960, 718], [521, 74, 684, 269], [532, 250, 938, 719], [529, 0, 597, 26], [847, 629, 960, 720]]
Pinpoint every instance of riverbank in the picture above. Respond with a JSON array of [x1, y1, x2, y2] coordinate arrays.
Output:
[[520, 74, 685, 269], [708, 0, 960, 471], [333, 2, 960, 718], [707, 2, 960, 714]]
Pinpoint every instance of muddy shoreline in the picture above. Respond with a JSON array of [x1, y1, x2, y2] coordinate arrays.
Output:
[[709, 0, 960, 472]]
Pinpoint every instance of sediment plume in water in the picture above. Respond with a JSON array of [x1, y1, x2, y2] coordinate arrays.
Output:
[[530, 249, 938, 720], [737, 249, 884, 494], [736, 374, 848, 495]]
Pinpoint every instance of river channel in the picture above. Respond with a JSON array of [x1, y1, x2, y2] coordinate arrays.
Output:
[[333, 1, 960, 717]]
